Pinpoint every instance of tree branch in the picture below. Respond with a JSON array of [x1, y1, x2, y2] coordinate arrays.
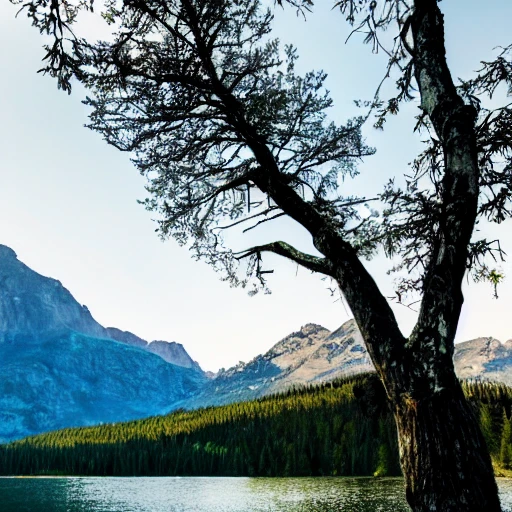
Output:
[[409, 0, 481, 356], [234, 241, 334, 276], [213, 206, 281, 231], [242, 212, 286, 233]]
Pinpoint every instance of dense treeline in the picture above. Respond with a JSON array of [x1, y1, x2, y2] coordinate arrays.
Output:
[[1, 374, 511, 478]]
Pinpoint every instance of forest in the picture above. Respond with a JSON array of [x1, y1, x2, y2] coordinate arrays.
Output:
[[1, 374, 512, 478]]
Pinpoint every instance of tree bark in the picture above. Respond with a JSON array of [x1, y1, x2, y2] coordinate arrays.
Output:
[[327, 266, 503, 511], [328, 254, 501, 510], [394, 378, 501, 512]]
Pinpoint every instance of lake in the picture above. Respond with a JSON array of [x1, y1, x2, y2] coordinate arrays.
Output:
[[1, 476, 512, 511]]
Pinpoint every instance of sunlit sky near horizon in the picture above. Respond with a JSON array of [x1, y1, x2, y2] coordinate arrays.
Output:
[[0, 0, 511, 372]]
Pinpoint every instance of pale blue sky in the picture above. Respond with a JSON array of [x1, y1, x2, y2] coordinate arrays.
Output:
[[0, 0, 511, 371]]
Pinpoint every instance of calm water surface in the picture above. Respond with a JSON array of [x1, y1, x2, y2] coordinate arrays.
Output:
[[1, 476, 512, 512]]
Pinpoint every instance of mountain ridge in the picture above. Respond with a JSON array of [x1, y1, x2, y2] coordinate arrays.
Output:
[[0, 329, 205, 443], [179, 320, 512, 410], [1, 242, 511, 443], [0, 244, 206, 442], [0, 244, 200, 370]]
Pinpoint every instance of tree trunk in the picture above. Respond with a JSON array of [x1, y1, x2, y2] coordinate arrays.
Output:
[[307, 242, 502, 510], [391, 364, 501, 511]]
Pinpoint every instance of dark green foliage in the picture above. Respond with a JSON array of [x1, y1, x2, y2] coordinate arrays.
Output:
[[500, 411, 512, 469], [1, 375, 511, 478], [462, 380, 512, 468]]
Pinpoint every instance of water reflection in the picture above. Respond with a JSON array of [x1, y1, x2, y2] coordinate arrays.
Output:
[[65, 477, 410, 512], [0, 476, 511, 512], [245, 477, 409, 511]]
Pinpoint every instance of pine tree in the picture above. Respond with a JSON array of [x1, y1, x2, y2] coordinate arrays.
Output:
[[500, 409, 512, 469]]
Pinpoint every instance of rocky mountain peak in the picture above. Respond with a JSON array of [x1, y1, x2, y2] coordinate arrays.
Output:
[[299, 323, 329, 336], [0, 244, 17, 260], [268, 324, 327, 359], [452, 336, 512, 385], [146, 340, 201, 370], [105, 327, 148, 349], [0, 245, 107, 341], [0, 244, 202, 371]]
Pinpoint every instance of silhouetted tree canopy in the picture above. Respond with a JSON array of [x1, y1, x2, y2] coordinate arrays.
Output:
[[8, 0, 512, 509], [10, 0, 511, 300]]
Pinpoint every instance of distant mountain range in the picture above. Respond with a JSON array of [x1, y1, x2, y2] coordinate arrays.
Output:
[[0, 244, 201, 369], [180, 320, 512, 410], [454, 336, 512, 385], [0, 244, 205, 442], [179, 321, 373, 409], [104, 327, 202, 371], [1, 243, 511, 442]]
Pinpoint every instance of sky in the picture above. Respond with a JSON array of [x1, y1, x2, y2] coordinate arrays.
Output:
[[0, 0, 511, 372]]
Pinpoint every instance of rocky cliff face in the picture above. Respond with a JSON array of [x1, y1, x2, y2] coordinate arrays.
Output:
[[146, 341, 201, 370], [0, 245, 107, 341], [0, 244, 206, 442], [0, 245, 200, 370], [105, 327, 148, 349], [454, 336, 512, 386], [180, 320, 373, 409], [105, 328, 201, 369]]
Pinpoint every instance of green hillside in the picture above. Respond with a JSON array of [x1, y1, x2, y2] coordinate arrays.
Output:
[[1, 374, 511, 478]]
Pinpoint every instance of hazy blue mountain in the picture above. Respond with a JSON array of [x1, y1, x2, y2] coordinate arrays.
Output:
[[0, 244, 202, 370], [104, 327, 148, 349], [105, 328, 202, 370], [0, 245, 205, 442], [0, 331, 204, 442], [0, 244, 107, 342]]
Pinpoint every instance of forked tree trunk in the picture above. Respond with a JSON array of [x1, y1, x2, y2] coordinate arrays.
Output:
[[249, 1, 503, 507], [327, 261, 502, 510], [321, 272, 503, 510], [314, 251, 503, 510]]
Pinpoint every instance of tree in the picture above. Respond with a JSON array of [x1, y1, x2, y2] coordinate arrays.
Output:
[[500, 409, 512, 469], [480, 402, 499, 458], [9, 0, 512, 510]]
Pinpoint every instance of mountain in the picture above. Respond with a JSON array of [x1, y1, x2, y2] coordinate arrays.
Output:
[[179, 321, 512, 410], [179, 320, 373, 409], [0, 244, 106, 342], [0, 244, 200, 369], [1, 242, 511, 442], [0, 245, 206, 442], [104, 327, 148, 348], [0, 331, 204, 443], [105, 327, 202, 370], [454, 336, 512, 386]]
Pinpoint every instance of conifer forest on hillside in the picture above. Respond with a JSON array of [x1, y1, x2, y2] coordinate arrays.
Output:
[[2, 374, 512, 478]]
